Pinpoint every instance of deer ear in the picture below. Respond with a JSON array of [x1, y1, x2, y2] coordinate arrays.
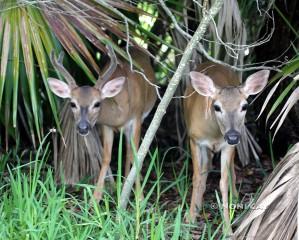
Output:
[[101, 77, 126, 99], [243, 70, 269, 96], [48, 78, 71, 98], [190, 71, 217, 97]]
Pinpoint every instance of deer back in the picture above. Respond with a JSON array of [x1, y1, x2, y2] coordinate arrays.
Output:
[[98, 49, 157, 128]]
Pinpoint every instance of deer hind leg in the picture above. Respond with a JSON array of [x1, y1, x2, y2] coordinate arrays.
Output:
[[189, 138, 209, 222], [124, 117, 143, 196], [220, 145, 235, 234], [93, 125, 114, 202]]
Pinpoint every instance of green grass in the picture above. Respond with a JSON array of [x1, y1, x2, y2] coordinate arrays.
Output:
[[0, 133, 246, 239]]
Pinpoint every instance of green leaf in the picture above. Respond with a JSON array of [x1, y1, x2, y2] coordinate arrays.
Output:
[[28, 7, 62, 136], [20, 9, 41, 144], [12, 8, 20, 128], [266, 80, 296, 125], [0, 19, 10, 108]]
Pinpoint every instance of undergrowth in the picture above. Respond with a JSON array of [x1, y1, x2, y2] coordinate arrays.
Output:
[[0, 133, 248, 239]]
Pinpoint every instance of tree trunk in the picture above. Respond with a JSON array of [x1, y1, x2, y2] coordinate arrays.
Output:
[[120, 0, 225, 209]]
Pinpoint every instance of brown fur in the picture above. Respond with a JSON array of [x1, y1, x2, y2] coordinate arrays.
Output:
[[184, 62, 242, 233], [184, 62, 240, 144], [98, 51, 156, 128], [49, 48, 157, 201], [184, 62, 268, 234], [94, 50, 157, 200]]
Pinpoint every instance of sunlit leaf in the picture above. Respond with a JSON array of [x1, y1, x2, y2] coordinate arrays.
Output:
[[28, 7, 61, 136], [20, 9, 41, 143], [257, 76, 286, 120], [266, 80, 297, 126], [0, 19, 10, 108], [257, 57, 299, 126], [272, 86, 299, 139]]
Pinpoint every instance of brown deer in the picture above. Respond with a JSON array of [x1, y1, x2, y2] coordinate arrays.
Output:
[[184, 62, 269, 231], [48, 46, 157, 201]]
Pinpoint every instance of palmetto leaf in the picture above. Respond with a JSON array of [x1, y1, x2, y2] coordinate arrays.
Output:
[[271, 86, 299, 139], [20, 9, 42, 143], [257, 57, 299, 125], [11, 9, 20, 129], [233, 143, 299, 239], [256, 57, 299, 142], [0, 18, 10, 109], [0, 0, 163, 149]]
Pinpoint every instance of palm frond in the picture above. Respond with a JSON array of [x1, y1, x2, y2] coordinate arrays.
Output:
[[257, 57, 299, 124], [257, 57, 299, 141], [0, 0, 161, 149], [233, 143, 299, 240], [213, 0, 247, 68], [271, 86, 299, 139]]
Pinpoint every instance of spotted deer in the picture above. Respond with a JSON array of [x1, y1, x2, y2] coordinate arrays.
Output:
[[184, 62, 269, 231], [48, 46, 157, 201]]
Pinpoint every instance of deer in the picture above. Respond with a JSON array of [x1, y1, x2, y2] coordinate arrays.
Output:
[[48, 45, 157, 201], [183, 62, 269, 232]]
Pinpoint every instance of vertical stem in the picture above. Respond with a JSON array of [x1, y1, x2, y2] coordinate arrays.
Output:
[[120, 0, 224, 209]]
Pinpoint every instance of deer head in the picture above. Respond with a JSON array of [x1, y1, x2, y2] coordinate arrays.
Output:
[[48, 45, 125, 136], [190, 69, 269, 145]]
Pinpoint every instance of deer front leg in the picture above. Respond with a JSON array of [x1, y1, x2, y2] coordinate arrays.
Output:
[[93, 125, 114, 202], [124, 118, 143, 197], [220, 145, 235, 234], [124, 122, 133, 178], [189, 139, 209, 222], [230, 150, 238, 198]]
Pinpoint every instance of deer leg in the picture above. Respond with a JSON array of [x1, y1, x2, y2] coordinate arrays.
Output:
[[220, 145, 235, 234], [189, 139, 209, 222], [207, 148, 213, 172], [124, 118, 143, 197], [93, 125, 114, 202], [124, 122, 133, 178], [230, 150, 238, 198]]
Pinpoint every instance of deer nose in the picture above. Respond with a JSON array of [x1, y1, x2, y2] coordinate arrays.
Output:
[[224, 130, 240, 145], [77, 121, 90, 136]]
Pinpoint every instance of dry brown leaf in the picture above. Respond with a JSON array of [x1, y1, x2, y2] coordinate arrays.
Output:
[[233, 143, 299, 240]]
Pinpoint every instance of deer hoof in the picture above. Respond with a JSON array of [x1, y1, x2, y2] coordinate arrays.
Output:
[[184, 211, 197, 224]]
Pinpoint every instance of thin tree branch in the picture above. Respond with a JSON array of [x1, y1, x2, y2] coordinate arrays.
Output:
[[120, 0, 224, 209], [159, 0, 281, 74]]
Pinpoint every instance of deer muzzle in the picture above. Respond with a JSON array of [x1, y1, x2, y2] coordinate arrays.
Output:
[[77, 121, 90, 136], [224, 129, 240, 145], [76, 107, 91, 136]]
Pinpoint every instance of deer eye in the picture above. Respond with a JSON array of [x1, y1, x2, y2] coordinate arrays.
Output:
[[241, 103, 248, 111], [70, 102, 77, 108], [214, 104, 222, 112], [93, 102, 101, 108]]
